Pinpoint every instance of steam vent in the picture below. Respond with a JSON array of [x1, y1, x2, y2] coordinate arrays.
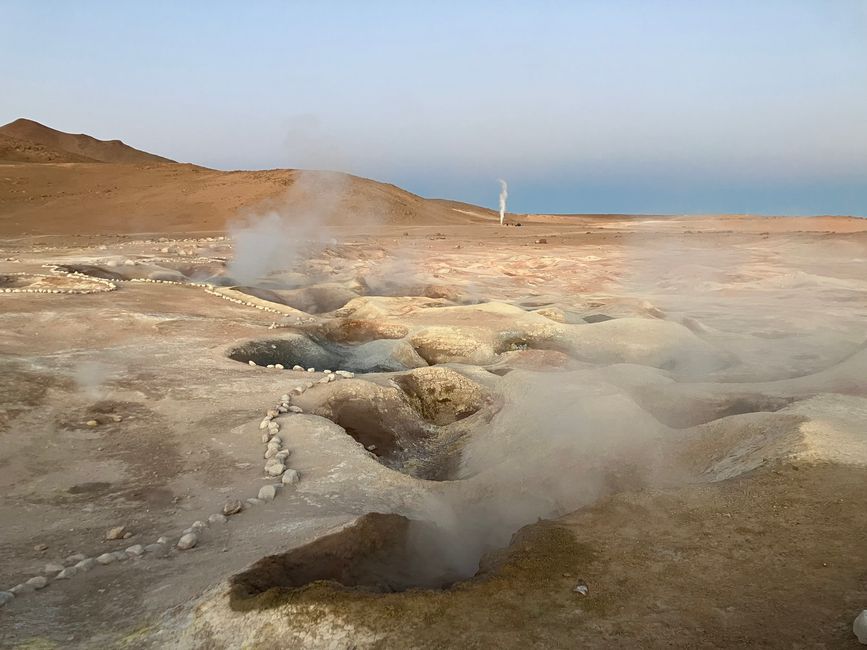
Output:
[[4, 9, 867, 644]]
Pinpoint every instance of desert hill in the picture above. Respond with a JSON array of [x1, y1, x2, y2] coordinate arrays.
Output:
[[0, 118, 174, 164]]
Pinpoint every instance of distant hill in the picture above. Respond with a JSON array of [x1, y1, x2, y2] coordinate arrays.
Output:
[[0, 118, 174, 164], [0, 132, 99, 163]]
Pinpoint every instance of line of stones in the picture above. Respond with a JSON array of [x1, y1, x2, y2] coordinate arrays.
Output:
[[0, 271, 116, 295], [0, 365, 354, 608]]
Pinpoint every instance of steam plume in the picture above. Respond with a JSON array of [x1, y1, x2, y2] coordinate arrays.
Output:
[[497, 179, 508, 225]]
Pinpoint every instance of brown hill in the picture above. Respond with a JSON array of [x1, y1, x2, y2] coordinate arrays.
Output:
[[0, 133, 99, 163], [0, 118, 174, 164], [0, 163, 495, 237]]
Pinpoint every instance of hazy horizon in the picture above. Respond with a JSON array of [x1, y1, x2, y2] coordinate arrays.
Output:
[[2, 1, 866, 216]]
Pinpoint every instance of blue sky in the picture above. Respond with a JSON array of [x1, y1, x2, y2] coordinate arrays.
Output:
[[2, 1, 866, 215]]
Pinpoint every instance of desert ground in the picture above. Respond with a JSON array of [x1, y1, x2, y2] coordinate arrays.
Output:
[[1, 120, 867, 648]]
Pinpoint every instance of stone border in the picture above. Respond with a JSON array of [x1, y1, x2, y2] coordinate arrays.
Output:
[[0, 366, 355, 608], [0, 271, 116, 295]]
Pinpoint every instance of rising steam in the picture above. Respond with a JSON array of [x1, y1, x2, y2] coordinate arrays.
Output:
[[497, 179, 508, 225]]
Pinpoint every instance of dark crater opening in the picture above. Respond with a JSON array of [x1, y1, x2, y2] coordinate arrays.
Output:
[[227, 336, 410, 374], [230, 513, 465, 608], [55, 264, 126, 281], [313, 368, 489, 481]]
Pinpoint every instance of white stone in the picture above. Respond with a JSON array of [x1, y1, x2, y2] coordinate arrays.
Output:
[[177, 533, 198, 550], [96, 553, 116, 565], [75, 558, 96, 571], [288, 406, 303, 414], [259, 419, 271, 430], [144, 543, 168, 556], [56, 566, 79, 579], [157, 536, 170, 545], [258, 485, 277, 501], [26, 576, 48, 590], [248, 360, 257, 366], [265, 460, 286, 476], [291, 386, 304, 395], [854, 610, 867, 644], [307, 368, 315, 373], [246, 497, 262, 506], [192, 520, 207, 529], [335, 370, 355, 378], [44, 563, 64, 574], [208, 513, 227, 524], [292, 365, 303, 371], [275, 364, 284, 370], [125, 544, 144, 557], [281, 469, 300, 485], [323, 369, 332, 374], [275, 450, 291, 461]]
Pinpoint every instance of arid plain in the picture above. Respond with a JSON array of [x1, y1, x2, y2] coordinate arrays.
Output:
[[1, 120, 867, 648]]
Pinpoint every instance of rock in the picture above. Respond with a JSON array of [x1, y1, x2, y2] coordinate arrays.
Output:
[[113, 551, 129, 562], [292, 365, 303, 371], [86, 419, 99, 427], [261, 432, 271, 443], [258, 419, 271, 430], [246, 497, 262, 506], [208, 513, 227, 524], [266, 364, 274, 369], [573, 580, 589, 596], [65, 553, 86, 565], [268, 422, 280, 433], [10, 583, 31, 595], [281, 469, 300, 485], [157, 536, 170, 545], [177, 533, 198, 550], [307, 368, 315, 373], [248, 360, 257, 366], [270, 436, 282, 446], [318, 377, 329, 384], [265, 460, 286, 476], [44, 563, 64, 574], [266, 409, 279, 418], [96, 553, 116, 565], [264, 447, 278, 459], [288, 406, 303, 414], [281, 394, 290, 402], [291, 386, 304, 395], [855, 610, 867, 644], [275, 450, 291, 461], [26, 576, 48, 590], [105, 525, 126, 540], [223, 499, 243, 516], [75, 558, 96, 572], [192, 520, 207, 529], [306, 382, 314, 389], [56, 566, 79, 579], [123, 532, 132, 539], [275, 364, 284, 370], [277, 405, 288, 413], [258, 485, 277, 501], [323, 369, 332, 374], [125, 545, 144, 557], [335, 370, 354, 378], [33, 543, 48, 552], [144, 543, 168, 557], [0, 591, 14, 607]]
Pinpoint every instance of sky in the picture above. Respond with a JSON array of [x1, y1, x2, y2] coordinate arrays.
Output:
[[2, 0, 866, 215]]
